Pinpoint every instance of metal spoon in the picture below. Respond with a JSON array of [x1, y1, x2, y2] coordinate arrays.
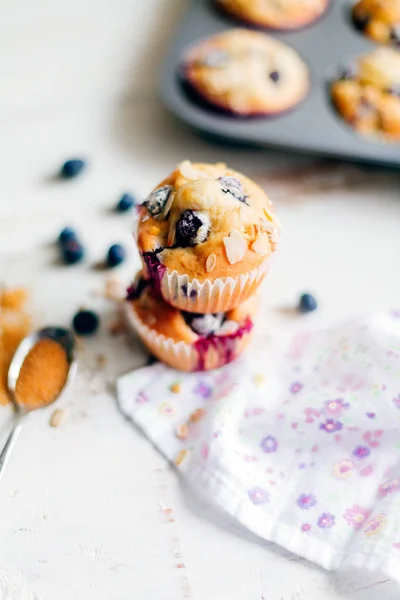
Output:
[[0, 327, 77, 483]]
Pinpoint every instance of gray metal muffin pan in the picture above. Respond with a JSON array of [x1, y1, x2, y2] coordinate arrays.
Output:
[[159, 0, 400, 167]]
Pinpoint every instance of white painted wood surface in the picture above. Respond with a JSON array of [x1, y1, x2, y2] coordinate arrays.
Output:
[[1, 1, 400, 598]]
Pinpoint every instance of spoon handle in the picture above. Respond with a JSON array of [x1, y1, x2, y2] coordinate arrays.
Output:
[[0, 418, 23, 484]]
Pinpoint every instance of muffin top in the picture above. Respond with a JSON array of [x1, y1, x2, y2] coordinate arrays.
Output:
[[352, 0, 400, 46], [136, 160, 278, 282], [217, 0, 329, 30], [130, 278, 259, 344], [182, 29, 309, 116]]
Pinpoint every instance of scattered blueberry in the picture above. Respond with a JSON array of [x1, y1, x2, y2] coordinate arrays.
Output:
[[62, 240, 85, 265], [116, 193, 135, 212], [269, 70, 280, 83], [144, 185, 173, 217], [217, 176, 248, 205], [299, 293, 318, 313], [58, 226, 77, 245], [72, 309, 99, 335], [107, 243, 126, 267], [60, 158, 86, 179], [175, 210, 210, 247]]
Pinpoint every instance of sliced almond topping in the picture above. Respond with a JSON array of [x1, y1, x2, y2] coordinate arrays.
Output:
[[167, 212, 179, 247], [223, 229, 247, 264], [205, 253, 216, 273], [251, 233, 270, 256], [260, 218, 274, 233], [162, 191, 175, 218], [178, 160, 201, 181]]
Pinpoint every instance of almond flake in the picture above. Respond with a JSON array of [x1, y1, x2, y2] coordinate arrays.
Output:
[[205, 253, 216, 273], [223, 229, 247, 264], [162, 191, 175, 218], [49, 408, 66, 428], [178, 160, 201, 181], [251, 233, 270, 256], [174, 449, 188, 466], [260, 218, 274, 233]]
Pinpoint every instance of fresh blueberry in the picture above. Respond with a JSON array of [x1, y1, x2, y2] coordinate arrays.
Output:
[[58, 226, 77, 245], [116, 193, 135, 212], [60, 159, 86, 179], [72, 309, 99, 335], [269, 70, 280, 82], [62, 240, 85, 264], [299, 293, 318, 313], [217, 176, 248, 204], [107, 244, 126, 267], [175, 210, 210, 247], [144, 185, 173, 217]]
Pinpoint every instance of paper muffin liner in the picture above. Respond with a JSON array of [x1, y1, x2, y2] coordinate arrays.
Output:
[[159, 260, 269, 314], [124, 301, 254, 372]]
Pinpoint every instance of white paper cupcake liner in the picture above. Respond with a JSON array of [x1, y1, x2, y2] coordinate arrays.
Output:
[[124, 301, 253, 372], [160, 259, 269, 314]]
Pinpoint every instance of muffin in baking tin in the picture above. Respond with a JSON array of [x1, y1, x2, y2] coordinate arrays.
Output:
[[136, 160, 278, 314], [216, 0, 330, 31], [181, 29, 309, 118], [331, 48, 400, 142], [352, 0, 400, 47]]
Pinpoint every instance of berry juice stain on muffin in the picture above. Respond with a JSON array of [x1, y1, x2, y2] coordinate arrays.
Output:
[[331, 48, 400, 141], [352, 0, 400, 46], [180, 29, 309, 117], [125, 282, 258, 371], [136, 160, 279, 313], [216, 0, 330, 30]]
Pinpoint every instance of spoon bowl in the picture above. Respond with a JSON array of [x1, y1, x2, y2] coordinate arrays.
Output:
[[0, 326, 77, 483], [7, 326, 77, 413]]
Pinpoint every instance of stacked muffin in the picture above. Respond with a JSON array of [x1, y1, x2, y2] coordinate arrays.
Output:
[[126, 160, 278, 371]]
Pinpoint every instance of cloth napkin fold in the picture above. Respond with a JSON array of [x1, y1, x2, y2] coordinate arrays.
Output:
[[117, 311, 400, 580]]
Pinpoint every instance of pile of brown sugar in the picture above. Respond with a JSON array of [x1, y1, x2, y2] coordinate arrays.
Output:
[[15, 338, 69, 410], [0, 288, 31, 405]]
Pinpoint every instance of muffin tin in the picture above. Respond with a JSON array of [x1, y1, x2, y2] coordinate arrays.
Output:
[[159, 0, 400, 167]]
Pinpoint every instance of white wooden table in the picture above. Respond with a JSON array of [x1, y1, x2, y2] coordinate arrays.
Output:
[[1, 1, 400, 598]]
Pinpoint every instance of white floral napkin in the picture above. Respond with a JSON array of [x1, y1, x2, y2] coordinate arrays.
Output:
[[117, 311, 400, 580]]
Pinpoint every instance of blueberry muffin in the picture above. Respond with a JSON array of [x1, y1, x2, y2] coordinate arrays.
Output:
[[331, 48, 400, 141], [126, 274, 259, 371], [136, 160, 278, 314], [216, 0, 330, 30], [181, 29, 309, 117], [352, 0, 400, 46]]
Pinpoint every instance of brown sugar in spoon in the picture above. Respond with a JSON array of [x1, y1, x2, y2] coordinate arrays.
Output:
[[0, 327, 77, 482]]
